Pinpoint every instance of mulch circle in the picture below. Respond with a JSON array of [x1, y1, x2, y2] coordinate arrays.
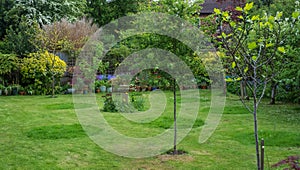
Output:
[[165, 149, 187, 155]]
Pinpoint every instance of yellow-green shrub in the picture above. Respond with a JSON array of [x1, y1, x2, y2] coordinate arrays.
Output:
[[21, 51, 66, 94]]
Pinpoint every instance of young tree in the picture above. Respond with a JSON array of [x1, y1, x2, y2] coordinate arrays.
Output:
[[137, 0, 204, 155], [37, 18, 98, 97], [40, 18, 98, 53], [251, 0, 300, 104], [214, 3, 299, 169]]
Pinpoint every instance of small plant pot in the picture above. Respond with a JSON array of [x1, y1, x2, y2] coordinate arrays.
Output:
[[19, 91, 26, 95], [100, 86, 106, 92], [27, 91, 33, 95], [201, 86, 207, 89], [67, 88, 75, 94], [152, 87, 157, 91], [107, 87, 112, 93], [4, 89, 8, 95], [77, 90, 83, 94], [12, 88, 18, 95], [135, 86, 141, 92]]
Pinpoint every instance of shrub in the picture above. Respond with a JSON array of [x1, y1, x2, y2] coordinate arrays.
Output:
[[102, 95, 118, 112], [102, 92, 146, 113], [20, 51, 66, 95]]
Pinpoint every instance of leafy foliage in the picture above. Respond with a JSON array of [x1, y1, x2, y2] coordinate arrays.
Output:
[[39, 18, 98, 53], [102, 92, 146, 113], [0, 53, 19, 76], [252, 0, 298, 18], [20, 51, 66, 94], [140, 0, 204, 23], [3, 18, 41, 56], [86, 0, 142, 26], [213, 2, 299, 168], [0, 0, 86, 48], [6, 0, 86, 26], [0, 0, 15, 40]]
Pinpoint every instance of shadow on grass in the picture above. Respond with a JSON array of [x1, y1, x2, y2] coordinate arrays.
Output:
[[143, 116, 204, 129], [45, 103, 94, 110], [223, 106, 248, 114], [232, 130, 300, 147], [26, 124, 87, 139]]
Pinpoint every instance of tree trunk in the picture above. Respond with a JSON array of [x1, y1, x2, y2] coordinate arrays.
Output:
[[269, 81, 277, 105], [253, 68, 261, 170], [240, 80, 248, 100], [223, 74, 227, 95], [240, 81, 244, 99], [253, 104, 260, 170], [173, 79, 177, 154], [52, 74, 55, 98]]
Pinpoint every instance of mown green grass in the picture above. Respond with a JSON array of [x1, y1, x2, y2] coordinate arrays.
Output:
[[0, 90, 299, 169]]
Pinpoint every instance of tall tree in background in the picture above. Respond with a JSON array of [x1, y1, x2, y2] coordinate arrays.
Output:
[[3, 17, 41, 56], [0, 0, 15, 40], [252, 0, 297, 17], [1, 0, 87, 55], [5, 0, 86, 26], [86, 0, 143, 27]]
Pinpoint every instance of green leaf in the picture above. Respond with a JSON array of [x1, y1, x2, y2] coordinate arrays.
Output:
[[276, 12, 283, 19], [257, 38, 264, 43], [214, 8, 221, 15], [251, 15, 259, 21], [244, 67, 248, 73], [225, 78, 233, 82], [268, 16, 275, 23], [232, 61, 236, 68], [277, 47, 286, 53], [221, 32, 227, 38], [244, 2, 254, 11], [222, 11, 229, 18], [266, 43, 274, 48], [236, 77, 242, 81], [248, 42, 257, 50], [238, 15, 244, 20], [292, 11, 300, 19], [252, 56, 257, 61], [229, 21, 236, 28], [235, 6, 243, 12], [259, 22, 264, 27]]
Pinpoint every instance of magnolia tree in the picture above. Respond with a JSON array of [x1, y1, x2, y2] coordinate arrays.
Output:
[[214, 3, 299, 169]]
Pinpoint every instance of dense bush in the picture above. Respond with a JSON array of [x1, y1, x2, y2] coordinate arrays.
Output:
[[20, 51, 66, 95], [102, 92, 146, 113], [0, 53, 19, 77]]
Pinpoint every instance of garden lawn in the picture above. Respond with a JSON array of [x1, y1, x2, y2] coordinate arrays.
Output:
[[0, 90, 299, 169]]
